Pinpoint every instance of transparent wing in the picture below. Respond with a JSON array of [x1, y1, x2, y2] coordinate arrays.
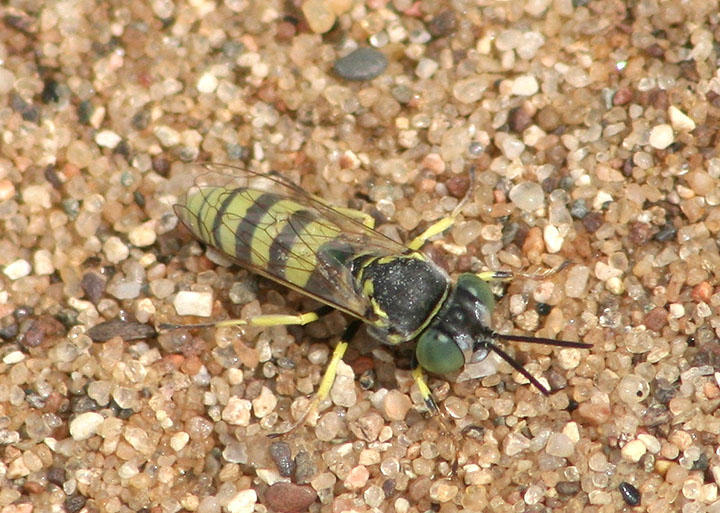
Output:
[[173, 163, 409, 321]]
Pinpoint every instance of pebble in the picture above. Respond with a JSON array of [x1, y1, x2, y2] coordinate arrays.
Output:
[[621, 439, 647, 462], [264, 483, 317, 513], [196, 72, 218, 93], [124, 426, 154, 455], [617, 374, 650, 403], [128, 221, 157, 247], [330, 360, 356, 407], [3, 351, 25, 364], [222, 397, 252, 426], [154, 125, 181, 147], [69, 412, 104, 440], [668, 106, 695, 132], [349, 412, 384, 442], [509, 182, 544, 211], [269, 442, 294, 477], [619, 482, 641, 506], [333, 48, 387, 81], [382, 389, 411, 421], [511, 75, 539, 96], [452, 76, 488, 103], [565, 265, 590, 298], [556, 481, 580, 496], [252, 386, 277, 418], [543, 224, 564, 253], [344, 465, 369, 490], [415, 58, 439, 79], [169, 431, 189, 452], [302, 0, 336, 34], [226, 489, 257, 513], [648, 124, 674, 149], [3, 259, 31, 280], [429, 480, 458, 502], [95, 130, 122, 149], [524, 485, 544, 505], [33, 249, 54, 275], [173, 290, 213, 317], [546, 432, 575, 458], [503, 432, 531, 456], [103, 236, 129, 264]]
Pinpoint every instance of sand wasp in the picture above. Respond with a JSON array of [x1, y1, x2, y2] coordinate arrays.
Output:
[[164, 165, 591, 432]]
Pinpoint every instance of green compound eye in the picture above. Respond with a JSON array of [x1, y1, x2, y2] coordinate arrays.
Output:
[[415, 329, 465, 375]]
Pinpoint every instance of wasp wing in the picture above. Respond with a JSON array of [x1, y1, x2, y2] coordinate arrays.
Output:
[[174, 164, 408, 322]]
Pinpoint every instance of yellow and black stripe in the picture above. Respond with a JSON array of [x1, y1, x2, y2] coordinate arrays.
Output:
[[176, 186, 367, 315]]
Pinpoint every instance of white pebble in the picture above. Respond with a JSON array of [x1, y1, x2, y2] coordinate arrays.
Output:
[[511, 74, 539, 96], [543, 225, 564, 253], [154, 125, 181, 147], [23, 184, 52, 211], [70, 412, 105, 440], [252, 386, 277, 418], [592, 190, 613, 210], [95, 130, 122, 149], [33, 249, 54, 275], [3, 350, 25, 364], [499, 135, 525, 159], [668, 106, 696, 132], [169, 431, 190, 452], [668, 303, 685, 319], [226, 489, 257, 513], [648, 124, 674, 150], [173, 291, 213, 317], [638, 433, 661, 454], [103, 236, 129, 264], [563, 422, 580, 443], [415, 58, 438, 79], [197, 72, 218, 93], [128, 221, 157, 247], [509, 182, 544, 211], [565, 265, 589, 298], [3, 259, 31, 280], [222, 397, 251, 426], [621, 439, 647, 462]]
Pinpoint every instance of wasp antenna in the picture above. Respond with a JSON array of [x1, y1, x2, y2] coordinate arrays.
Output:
[[485, 340, 551, 395], [493, 332, 592, 349]]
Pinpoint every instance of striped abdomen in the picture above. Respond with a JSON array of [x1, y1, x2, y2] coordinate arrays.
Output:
[[175, 186, 368, 315]]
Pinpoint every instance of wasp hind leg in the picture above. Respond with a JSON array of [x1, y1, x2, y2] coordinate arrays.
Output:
[[159, 305, 335, 330], [270, 320, 362, 437]]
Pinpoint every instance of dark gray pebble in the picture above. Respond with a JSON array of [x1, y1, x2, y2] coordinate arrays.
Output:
[[333, 48, 387, 81]]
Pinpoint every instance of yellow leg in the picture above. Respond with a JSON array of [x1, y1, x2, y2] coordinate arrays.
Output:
[[159, 305, 334, 331], [216, 311, 320, 328], [412, 365, 438, 414], [269, 320, 361, 437], [476, 270, 513, 282], [407, 217, 456, 250], [407, 168, 478, 251], [270, 340, 349, 438]]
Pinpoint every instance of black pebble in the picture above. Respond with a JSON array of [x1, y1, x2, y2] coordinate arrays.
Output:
[[619, 481, 641, 506]]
